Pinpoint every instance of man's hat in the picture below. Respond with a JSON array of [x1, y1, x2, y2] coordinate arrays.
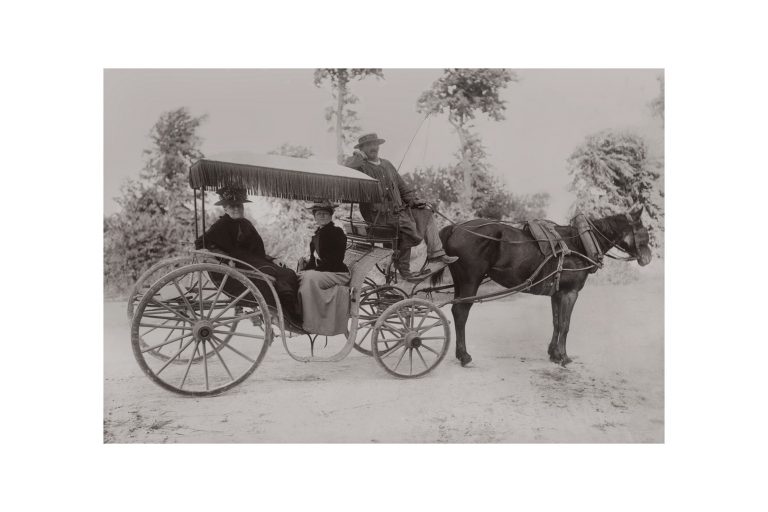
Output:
[[354, 133, 386, 149], [214, 185, 252, 206], [306, 200, 339, 214]]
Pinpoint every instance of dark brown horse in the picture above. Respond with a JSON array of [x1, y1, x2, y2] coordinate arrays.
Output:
[[431, 206, 653, 367]]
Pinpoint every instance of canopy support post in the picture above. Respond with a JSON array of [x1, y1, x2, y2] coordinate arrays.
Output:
[[201, 188, 206, 248], [193, 188, 199, 240]]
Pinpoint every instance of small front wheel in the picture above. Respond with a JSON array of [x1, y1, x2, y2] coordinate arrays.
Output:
[[371, 298, 450, 378]]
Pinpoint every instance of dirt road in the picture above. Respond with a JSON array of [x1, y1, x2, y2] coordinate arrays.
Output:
[[104, 273, 663, 443]]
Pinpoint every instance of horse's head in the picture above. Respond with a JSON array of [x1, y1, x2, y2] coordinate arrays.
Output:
[[614, 205, 653, 266]]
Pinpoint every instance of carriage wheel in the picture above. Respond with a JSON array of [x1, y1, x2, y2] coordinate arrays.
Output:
[[351, 285, 408, 356], [127, 255, 197, 321], [371, 298, 450, 378], [131, 263, 272, 396]]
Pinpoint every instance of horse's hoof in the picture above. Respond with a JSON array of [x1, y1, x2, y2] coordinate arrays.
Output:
[[460, 354, 472, 367], [560, 356, 572, 366], [549, 354, 562, 364]]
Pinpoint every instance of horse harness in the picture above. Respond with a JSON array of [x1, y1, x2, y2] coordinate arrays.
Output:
[[432, 208, 644, 299]]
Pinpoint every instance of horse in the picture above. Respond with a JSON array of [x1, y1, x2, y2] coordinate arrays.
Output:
[[430, 205, 653, 367]]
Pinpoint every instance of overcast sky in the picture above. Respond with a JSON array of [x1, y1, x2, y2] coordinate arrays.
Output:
[[104, 68, 663, 222]]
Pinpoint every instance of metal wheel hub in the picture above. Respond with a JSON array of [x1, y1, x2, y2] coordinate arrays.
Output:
[[193, 320, 214, 341], [404, 331, 422, 348]]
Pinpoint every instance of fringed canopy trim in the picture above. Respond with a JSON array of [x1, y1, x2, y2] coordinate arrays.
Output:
[[189, 155, 384, 203]]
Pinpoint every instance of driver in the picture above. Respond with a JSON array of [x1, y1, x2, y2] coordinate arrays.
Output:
[[344, 132, 458, 281]]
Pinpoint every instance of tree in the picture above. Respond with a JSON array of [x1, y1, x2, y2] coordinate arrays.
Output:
[[313, 69, 384, 163], [568, 130, 664, 250], [104, 108, 207, 295], [141, 107, 206, 201], [403, 165, 550, 223], [247, 143, 318, 267], [417, 69, 517, 207], [649, 73, 665, 125]]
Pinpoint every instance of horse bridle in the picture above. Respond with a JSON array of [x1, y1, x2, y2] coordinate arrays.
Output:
[[586, 214, 648, 262]]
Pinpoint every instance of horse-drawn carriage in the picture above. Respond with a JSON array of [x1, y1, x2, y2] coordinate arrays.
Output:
[[128, 154, 654, 397], [128, 155, 452, 396]]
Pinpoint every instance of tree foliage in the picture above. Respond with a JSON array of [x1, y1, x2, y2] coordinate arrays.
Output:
[[251, 143, 318, 267], [649, 74, 665, 124], [403, 165, 550, 224], [104, 108, 206, 295], [416, 69, 517, 208], [313, 68, 384, 162], [568, 130, 664, 250]]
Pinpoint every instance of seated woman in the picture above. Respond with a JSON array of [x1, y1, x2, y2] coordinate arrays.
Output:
[[297, 200, 351, 335], [194, 185, 301, 323]]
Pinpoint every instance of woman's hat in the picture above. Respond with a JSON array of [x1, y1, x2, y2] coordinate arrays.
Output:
[[306, 200, 339, 214], [354, 132, 386, 149], [214, 186, 251, 206]]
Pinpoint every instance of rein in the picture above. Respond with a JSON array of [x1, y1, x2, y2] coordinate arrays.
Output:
[[586, 215, 640, 262]]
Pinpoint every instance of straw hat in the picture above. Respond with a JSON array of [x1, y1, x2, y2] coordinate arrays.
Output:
[[354, 133, 386, 149], [214, 186, 252, 206], [306, 200, 339, 214]]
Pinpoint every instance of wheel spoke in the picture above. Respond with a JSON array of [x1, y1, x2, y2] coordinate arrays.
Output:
[[210, 339, 235, 382], [179, 341, 200, 389], [210, 289, 251, 322], [202, 340, 209, 390], [210, 334, 256, 364], [392, 345, 408, 371], [155, 338, 196, 376], [149, 299, 194, 324], [418, 336, 446, 341], [409, 347, 413, 375], [206, 273, 229, 320], [141, 331, 194, 353], [198, 270, 205, 318], [139, 323, 193, 331], [419, 343, 440, 356], [171, 278, 198, 320], [377, 336, 405, 344], [212, 329, 264, 340], [416, 321, 442, 334], [380, 340, 405, 358], [415, 347, 429, 369]]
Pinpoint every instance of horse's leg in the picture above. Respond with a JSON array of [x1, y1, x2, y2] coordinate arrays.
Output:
[[451, 274, 484, 367], [554, 290, 579, 366], [548, 294, 561, 362]]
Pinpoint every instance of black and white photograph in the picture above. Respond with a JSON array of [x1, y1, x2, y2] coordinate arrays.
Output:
[[104, 68, 664, 443], [7, 0, 768, 510]]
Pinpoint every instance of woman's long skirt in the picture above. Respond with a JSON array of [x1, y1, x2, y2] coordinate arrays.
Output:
[[298, 270, 351, 335]]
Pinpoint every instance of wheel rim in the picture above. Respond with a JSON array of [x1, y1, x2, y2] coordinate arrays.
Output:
[[371, 298, 450, 378], [131, 263, 272, 396], [352, 285, 408, 356]]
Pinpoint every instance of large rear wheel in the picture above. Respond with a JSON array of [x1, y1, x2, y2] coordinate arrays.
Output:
[[131, 263, 272, 396]]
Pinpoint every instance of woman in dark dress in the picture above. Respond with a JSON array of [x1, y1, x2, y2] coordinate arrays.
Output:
[[297, 200, 350, 335], [194, 186, 301, 322]]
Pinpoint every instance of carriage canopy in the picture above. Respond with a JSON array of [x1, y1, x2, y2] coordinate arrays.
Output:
[[189, 153, 385, 203]]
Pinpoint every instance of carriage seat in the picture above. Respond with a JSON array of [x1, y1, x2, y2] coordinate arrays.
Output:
[[342, 219, 398, 249]]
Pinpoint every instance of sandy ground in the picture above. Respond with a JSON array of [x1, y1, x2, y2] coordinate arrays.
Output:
[[104, 272, 663, 443]]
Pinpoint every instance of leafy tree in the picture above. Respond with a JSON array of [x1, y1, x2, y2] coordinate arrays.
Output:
[[247, 143, 318, 267], [313, 69, 384, 163], [650, 73, 665, 125], [141, 107, 206, 201], [403, 165, 550, 223], [568, 130, 664, 250], [104, 108, 206, 295], [417, 69, 517, 207]]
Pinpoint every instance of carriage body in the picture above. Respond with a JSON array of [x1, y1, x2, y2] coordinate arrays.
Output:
[[129, 154, 451, 395]]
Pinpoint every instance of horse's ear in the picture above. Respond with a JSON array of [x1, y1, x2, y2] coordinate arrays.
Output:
[[630, 203, 644, 219]]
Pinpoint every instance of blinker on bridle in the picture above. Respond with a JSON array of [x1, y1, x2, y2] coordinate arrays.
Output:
[[586, 213, 648, 262]]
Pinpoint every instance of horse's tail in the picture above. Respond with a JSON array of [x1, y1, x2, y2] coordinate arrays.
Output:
[[430, 224, 457, 287]]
